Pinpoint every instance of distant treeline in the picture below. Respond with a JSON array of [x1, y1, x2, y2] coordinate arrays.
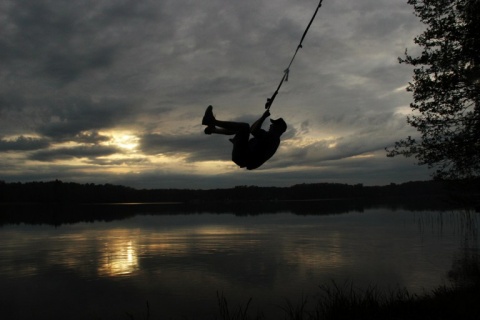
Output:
[[0, 179, 478, 205], [1, 179, 479, 226]]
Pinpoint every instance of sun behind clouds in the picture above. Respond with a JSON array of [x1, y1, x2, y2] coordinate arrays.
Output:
[[106, 131, 140, 151]]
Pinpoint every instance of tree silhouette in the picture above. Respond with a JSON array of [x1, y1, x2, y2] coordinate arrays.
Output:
[[387, 0, 480, 179]]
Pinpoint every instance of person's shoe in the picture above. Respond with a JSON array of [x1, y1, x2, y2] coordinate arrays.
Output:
[[204, 126, 214, 135], [202, 105, 215, 126]]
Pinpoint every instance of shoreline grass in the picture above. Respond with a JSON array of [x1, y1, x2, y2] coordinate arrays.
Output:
[[305, 281, 480, 320], [220, 282, 480, 320]]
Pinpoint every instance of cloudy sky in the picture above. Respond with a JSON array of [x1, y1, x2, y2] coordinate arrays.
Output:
[[0, 0, 433, 189]]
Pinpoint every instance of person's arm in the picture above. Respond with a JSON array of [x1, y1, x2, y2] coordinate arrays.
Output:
[[250, 110, 270, 135]]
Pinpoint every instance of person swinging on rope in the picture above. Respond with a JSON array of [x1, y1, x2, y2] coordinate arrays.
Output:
[[199, 0, 322, 170], [202, 105, 287, 170]]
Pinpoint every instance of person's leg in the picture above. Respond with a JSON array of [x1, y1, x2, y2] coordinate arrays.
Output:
[[202, 106, 250, 167], [202, 105, 250, 134], [204, 127, 235, 135], [213, 120, 250, 133]]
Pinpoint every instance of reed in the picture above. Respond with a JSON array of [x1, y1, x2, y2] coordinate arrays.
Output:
[[272, 280, 480, 320], [216, 291, 262, 320]]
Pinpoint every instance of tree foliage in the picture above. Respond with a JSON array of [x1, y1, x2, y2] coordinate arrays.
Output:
[[387, 0, 480, 179]]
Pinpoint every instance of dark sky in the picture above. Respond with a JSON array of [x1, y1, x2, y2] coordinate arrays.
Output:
[[0, 0, 432, 189]]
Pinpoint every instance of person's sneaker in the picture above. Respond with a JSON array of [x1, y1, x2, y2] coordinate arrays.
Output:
[[202, 105, 215, 126]]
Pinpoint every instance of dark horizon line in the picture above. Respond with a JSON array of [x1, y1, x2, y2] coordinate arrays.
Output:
[[0, 178, 444, 191]]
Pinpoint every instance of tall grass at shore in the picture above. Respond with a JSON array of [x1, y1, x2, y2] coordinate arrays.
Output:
[[212, 280, 480, 320]]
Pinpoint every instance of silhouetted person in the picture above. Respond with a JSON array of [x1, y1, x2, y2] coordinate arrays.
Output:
[[202, 105, 287, 170]]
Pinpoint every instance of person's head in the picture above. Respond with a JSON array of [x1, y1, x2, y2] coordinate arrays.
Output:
[[269, 118, 287, 135]]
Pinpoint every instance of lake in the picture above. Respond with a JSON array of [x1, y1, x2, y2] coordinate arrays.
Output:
[[0, 203, 478, 319]]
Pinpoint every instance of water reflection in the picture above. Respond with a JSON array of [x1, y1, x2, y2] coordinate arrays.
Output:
[[0, 208, 478, 320], [285, 233, 345, 270]]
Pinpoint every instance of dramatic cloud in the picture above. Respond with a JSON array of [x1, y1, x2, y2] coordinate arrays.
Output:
[[29, 145, 120, 162], [0, 136, 50, 151], [0, 0, 431, 188]]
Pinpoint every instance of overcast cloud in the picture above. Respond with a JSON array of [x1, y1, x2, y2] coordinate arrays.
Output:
[[0, 0, 432, 189]]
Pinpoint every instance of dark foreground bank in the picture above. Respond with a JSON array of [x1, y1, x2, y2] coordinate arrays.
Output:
[[126, 281, 480, 320]]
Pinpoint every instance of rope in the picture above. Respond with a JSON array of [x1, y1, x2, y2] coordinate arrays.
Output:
[[265, 0, 324, 110]]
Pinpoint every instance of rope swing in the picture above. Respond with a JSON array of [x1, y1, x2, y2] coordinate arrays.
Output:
[[265, 0, 325, 110]]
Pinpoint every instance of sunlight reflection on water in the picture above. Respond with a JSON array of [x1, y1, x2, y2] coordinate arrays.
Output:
[[98, 239, 139, 277]]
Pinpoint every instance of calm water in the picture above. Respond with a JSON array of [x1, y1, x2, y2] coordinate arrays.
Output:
[[0, 205, 478, 319]]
